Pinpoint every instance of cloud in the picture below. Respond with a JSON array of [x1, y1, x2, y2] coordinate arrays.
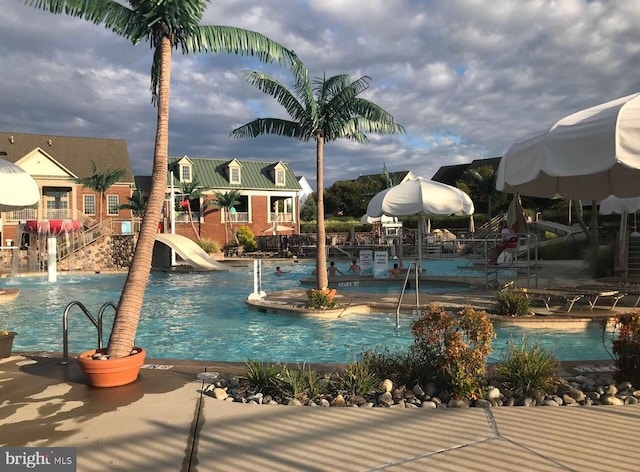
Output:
[[2, 0, 640, 188]]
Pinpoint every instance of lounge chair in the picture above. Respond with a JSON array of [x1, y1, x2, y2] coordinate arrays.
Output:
[[509, 286, 624, 312]]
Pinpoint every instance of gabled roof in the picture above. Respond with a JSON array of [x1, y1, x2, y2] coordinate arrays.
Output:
[[432, 157, 501, 186], [167, 156, 301, 191], [0, 132, 134, 183], [354, 170, 413, 185]]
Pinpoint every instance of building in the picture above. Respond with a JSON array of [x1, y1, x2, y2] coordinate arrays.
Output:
[[140, 156, 302, 245], [0, 131, 135, 249], [431, 157, 501, 186]]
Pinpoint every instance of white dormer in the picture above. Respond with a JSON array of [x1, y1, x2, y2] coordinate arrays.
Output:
[[228, 159, 242, 185], [273, 161, 287, 187], [177, 156, 193, 183]]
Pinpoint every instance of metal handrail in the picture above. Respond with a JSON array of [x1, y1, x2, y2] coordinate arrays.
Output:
[[395, 261, 419, 329], [62, 301, 117, 364]]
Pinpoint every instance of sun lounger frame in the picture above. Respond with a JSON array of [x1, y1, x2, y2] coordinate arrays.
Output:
[[510, 287, 624, 312]]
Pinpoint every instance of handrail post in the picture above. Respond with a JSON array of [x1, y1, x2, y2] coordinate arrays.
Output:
[[61, 301, 115, 365]]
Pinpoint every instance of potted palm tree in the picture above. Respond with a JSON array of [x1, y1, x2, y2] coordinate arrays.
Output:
[[0, 331, 17, 359], [28, 0, 300, 387]]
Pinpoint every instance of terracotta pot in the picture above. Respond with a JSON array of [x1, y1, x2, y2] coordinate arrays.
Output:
[[0, 332, 16, 358], [306, 288, 337, 302], [77, 347, 146, 388]]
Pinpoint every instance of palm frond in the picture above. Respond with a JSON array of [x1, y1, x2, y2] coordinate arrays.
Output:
[[231, 118, 309, 141], [242, 71, 306, 122]]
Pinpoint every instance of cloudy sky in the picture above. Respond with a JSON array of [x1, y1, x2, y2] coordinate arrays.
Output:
[[2, 0, 640, 189]]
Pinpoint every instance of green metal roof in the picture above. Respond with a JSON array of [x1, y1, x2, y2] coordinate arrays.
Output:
[[167, 157, 301, 191]]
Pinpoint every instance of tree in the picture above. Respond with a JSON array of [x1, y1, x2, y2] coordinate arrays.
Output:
[[209, 190, 241, 245], [179, 180, 206, 241], [231, 69, 405, 290], [28, 0, 299, 358], [460, 167, 505, 230], [74, 161, 126, 222], [119, 190, 147, 218], [300, 194, 317, 222]]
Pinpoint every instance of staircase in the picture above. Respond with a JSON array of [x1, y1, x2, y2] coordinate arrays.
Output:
[[628, 234, 640, 277]]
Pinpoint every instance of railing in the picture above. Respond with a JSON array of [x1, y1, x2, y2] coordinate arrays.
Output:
[[270, 212, 294, 222], [61, 301, 117, 364], [396, 261, 419, 328], [57, 218, 115, 260], [222, 212, 249, 223]]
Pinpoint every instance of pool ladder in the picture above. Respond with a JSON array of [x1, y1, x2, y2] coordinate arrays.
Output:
[[61, 301, 117, 365], [395, 261, 420, 329]]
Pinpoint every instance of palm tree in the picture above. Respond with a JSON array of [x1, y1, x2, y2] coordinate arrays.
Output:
[[209, 190, 241, 245], [28, 0, 299, 358], [119, 190, 147, 218], [231, 69, 405, 290], [74, 162, 126, 222], [466, 168, 498, 229], [179, 180, 206, 241]]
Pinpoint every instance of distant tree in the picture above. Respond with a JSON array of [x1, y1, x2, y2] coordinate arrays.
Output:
[[119, 190, 147, 218], [209, 190, 241, 245], [325, 180, 370, 217], [74, 161, 126, 222], [458, 166, 507, 229], [301, 194, 317, 221]]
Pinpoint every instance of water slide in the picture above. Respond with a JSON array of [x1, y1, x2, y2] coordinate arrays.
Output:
[[154, 233, 228, 271], [528, 221, 585, 238]]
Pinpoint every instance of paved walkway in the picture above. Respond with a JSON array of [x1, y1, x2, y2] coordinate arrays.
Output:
[[1, 353, 640, 471]]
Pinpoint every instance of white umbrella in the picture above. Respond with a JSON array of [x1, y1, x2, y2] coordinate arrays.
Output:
[[496, 92, 640, 200], [366, 177, 474, 269], [599, 196, 640, 215], [0, 158, 39, 211], [262, 224, 294, 235], [359, 214, 397, 225]]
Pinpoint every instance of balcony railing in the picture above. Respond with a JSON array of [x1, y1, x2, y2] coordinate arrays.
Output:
[[270, 212, 294, 223]]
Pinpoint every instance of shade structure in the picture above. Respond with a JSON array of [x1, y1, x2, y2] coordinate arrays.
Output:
[[599, 196, 640, 215], [496, 92, 640, 200], [359, 214, 397, 225], [262, 224, 294, 235], [366, 177, 474, 270], [0, 158, 39, 212]]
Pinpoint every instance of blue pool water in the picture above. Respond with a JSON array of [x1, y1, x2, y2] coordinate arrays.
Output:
[[0, 260, 615, 363]]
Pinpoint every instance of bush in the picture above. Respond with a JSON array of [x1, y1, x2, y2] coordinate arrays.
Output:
[[277, 364, 329, 401], [585, 243, 615, 278], [197, 237, 221, 253], [331, 354, 380, 397], [494, 337, 558, 395], [606, 313, 640, 386], [306, 289, 336, 309], [494, 284, 531, 316], [244, 360, 280, 394], [236, 226, 257, 252], [410, 304, 495, 400]]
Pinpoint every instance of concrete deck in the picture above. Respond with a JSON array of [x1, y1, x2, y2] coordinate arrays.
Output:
[[1, 353, 639, 471], [3, 259, 640, 470]]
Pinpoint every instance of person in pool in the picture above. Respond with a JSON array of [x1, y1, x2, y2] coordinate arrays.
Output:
[[327, 261, 344, 276], [275, 266, 289, 275], [388, 263, 401, 277], [348, 259, 360, 274]]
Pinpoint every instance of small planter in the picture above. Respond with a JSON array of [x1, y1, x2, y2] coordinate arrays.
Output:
[[77, 347, 146, 388], [0, 332, 16, 358], [306, 288, 336, 301]]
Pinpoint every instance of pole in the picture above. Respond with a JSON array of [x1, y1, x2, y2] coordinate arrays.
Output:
[[170, 173, 176, 267]]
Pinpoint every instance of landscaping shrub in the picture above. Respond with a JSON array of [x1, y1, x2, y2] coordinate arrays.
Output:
[[331, 354, 380, 397], [244, 360, 280, 394], [494, 337, 558, 395], [197, 237, 221, 254], [236, 225, 257, 252], [606, 313, 640, 386], [410, 304, 495, 400], [277, 364, 329, 401], [494, 283, 531, 316], [306, 290, 336, 309]]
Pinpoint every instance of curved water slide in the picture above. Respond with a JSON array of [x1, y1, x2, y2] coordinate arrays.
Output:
[[154, 234, 228, 271]]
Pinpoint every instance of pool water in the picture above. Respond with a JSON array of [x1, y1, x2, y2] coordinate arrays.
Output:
[[0, 260, 615, 363]]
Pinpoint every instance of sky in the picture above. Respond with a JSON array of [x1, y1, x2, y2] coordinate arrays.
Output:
[[1, 0, 640, 189]]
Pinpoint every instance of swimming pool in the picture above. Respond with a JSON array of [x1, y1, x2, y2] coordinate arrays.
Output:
[[0, 260, 615, 363]]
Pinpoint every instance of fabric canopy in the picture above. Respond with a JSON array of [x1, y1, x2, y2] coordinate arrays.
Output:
[[599, 196, 640, 215], [366, 177, 474, 217], [496, 92, 640, 199], [0, 158, 39, 212]]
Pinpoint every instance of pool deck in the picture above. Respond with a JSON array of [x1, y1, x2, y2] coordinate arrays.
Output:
[[2, 259, 640, 470], [1, 352, 639, 471]]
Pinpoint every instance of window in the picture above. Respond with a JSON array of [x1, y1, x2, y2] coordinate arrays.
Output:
[[181, 164, 191, 182], [276, 169, 285, 186], [84, 195, 96, 215], [230, 167, 240, 184], [107, 195, 120, 216]]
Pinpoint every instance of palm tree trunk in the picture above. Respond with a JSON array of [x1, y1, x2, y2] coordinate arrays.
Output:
[[315, 132, 328, 290], [107, 36, 172, 358], [187, 201, 200, 240]]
